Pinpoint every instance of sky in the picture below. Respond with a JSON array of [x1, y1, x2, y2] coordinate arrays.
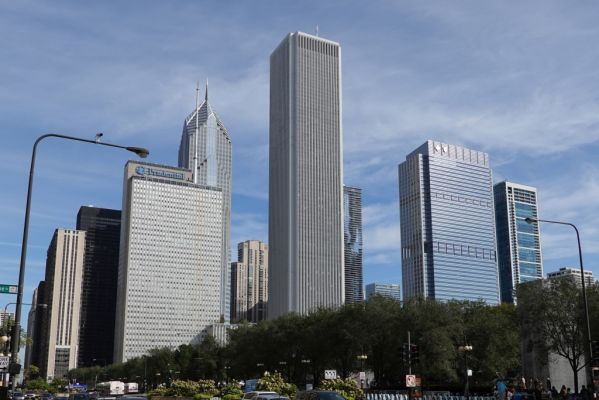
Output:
[[1, 1, 599, 322]]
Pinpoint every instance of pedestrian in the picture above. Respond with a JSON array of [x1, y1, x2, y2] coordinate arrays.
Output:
[[560, 385, 567, 400], [497, 378, 508, 400], [552, 386, 558, 400], [581, 385, 589, 400]]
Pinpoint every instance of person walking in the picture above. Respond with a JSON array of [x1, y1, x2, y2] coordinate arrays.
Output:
[[496, 377, 508, 400], [560, 385, 568, 400]]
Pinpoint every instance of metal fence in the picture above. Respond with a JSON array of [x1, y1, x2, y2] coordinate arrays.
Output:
[[366, 394, 496, 400]]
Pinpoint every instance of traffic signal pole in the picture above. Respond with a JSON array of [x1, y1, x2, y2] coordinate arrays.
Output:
[[408, 331, 412, 375]]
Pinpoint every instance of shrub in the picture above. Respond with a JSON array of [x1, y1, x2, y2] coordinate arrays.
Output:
[[257, 371, 297, 398], [220, 382, 243, 397], [318, 378, 364, 400]]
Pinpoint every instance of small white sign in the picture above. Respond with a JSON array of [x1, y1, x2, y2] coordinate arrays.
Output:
[[0, 356, 9, 369], [467, 369, 473, 377], [324, 370, 337, 380], [406, 374, 417, 387], [359, 372, 366, 380]]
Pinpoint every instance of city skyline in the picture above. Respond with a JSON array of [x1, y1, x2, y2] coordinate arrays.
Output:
[[2, 2, 599, 322]]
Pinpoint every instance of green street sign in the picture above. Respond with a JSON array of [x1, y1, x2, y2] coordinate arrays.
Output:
[[0, 284, 18, 294]]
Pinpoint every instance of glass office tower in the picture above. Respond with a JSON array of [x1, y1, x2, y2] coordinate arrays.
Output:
[[365, 283, 401, 301], [494, 181, 543, 303], [399, 140, 500, 304], [76, 206, 121, 367], [344, 186, 363, 303], [178, 85, 232, 323]]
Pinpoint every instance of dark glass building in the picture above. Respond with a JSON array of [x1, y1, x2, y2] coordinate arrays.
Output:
[[76, 206, 121, 367], [398, 140, 500, 304], [494, 181, 543, 303], [344, 186, 363, 303], [28, 281, 47, 370]]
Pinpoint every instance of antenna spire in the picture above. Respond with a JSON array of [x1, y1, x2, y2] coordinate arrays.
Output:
[[316, 25, 319, 37], [205, 78, 209, 102]]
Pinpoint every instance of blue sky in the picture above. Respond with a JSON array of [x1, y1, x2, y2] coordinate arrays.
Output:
[[1, 1, 599, 319]]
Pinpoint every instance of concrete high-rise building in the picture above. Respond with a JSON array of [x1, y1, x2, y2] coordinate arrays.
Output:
[[398, 140, 500, 304], [365, 283, 401, 301], [268, 32, 344, 318], [76, 206, 121, 367], [40, 229, 86, 379], [547, 267, 594, 287], [344, 186, 363, 303], [494, 181, 543, 303], [178, 84, 232, 323], [0, 311, 14, 326], [114, 161, 223, 362], [231, 240, 268, 322]]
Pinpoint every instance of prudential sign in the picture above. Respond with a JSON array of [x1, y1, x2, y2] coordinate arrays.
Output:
[[135, 166, 184, 180]]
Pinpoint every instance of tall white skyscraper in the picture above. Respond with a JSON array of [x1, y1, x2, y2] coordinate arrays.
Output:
[[40, 229, 85, 379], [268, 32, 344, 318], [494, 181, 543, 303], [178, 84, 232, 323], [114, 161, 223, 362], [399, 140, 500, 304]]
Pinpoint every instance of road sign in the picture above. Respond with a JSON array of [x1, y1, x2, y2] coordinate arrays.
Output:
[[0, 284, 17, 294], [0, 356, 9, 369], [324, 370, 337, 380], [406, 374, 416, 387]]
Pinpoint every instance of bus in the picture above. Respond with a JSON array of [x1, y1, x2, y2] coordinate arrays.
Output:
[[96, 381, 125, 396]]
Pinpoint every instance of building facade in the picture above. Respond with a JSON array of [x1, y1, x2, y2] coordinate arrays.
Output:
[[398, 140, 500, 304], [365, 283, 401, 301], [114, 161, 223, 362], [76, 206, 121, 367], [28, 281, 47, 370], [268, 32, 344, 318], [547, 267, 594, 287], [494, 181, 543, 303], [231, 240, 268, 322], [24, 288, 39, 369], [344, 186, 363, 303], [178, 85, 232, 323], [40, 229, 86, 379], [0, 312, 14, 326]]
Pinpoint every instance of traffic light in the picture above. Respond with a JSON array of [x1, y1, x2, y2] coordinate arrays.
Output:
[[410, 344, 419, 364]]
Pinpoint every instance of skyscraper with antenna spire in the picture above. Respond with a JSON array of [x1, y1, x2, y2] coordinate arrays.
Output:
[[178, 82, 232, 323]]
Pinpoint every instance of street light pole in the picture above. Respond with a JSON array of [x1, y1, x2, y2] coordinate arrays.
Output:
[[458, 344, 473, 400], [11, 133, 149, 390], [525, 217, 594, 391]]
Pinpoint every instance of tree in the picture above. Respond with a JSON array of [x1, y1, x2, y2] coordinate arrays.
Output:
[[517, 279, 587, 393]]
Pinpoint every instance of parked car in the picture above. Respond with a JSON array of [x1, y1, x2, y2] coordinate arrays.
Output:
[[69, 393, 90, 400], [256, 395, 290, 400], [242, 391, 278, 400], [295, 391, 345, 400]]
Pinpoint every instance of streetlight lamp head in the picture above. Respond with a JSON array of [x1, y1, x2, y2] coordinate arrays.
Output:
[[524, 217, 537, 224], [126, 146, 150, 158]]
